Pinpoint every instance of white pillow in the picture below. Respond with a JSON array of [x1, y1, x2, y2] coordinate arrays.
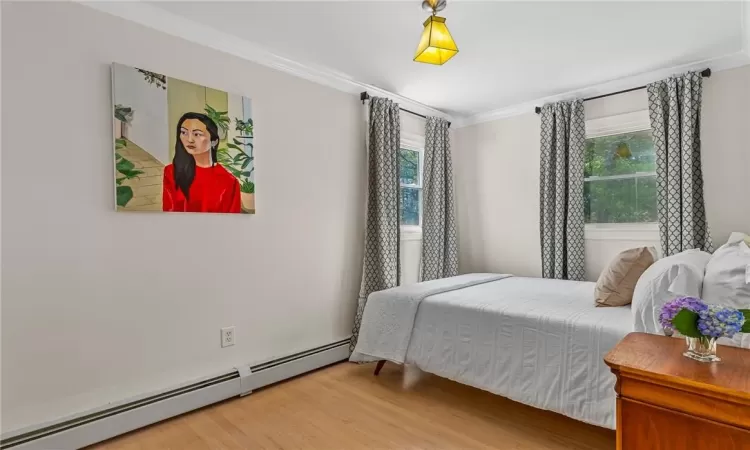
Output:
[[703, 240, 750, 308], [726, 231, 749, 245], [632, 249, 712, 336], [703, 240, 750, 348]]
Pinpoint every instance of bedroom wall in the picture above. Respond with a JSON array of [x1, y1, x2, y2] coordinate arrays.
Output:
[[453, 65, 750, 280], [1, 2, 365, 433]]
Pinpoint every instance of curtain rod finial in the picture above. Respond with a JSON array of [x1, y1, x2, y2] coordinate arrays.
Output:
[[535, 106, 542, 114]]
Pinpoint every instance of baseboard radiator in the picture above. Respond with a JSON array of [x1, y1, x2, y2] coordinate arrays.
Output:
[[1, 338, 351, 450]]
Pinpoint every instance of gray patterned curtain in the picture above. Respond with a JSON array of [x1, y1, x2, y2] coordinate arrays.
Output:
[[539, 100, 586, 280], [647, 71, 712, 256], [421, 117, 458, 281], [351, 97, 401, 351]]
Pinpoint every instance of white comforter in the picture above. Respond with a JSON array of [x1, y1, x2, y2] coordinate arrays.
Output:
[[351, 273, 509, 363], [354, 275, 633, 429]]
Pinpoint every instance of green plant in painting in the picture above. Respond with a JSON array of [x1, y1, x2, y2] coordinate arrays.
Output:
[[113, 104, 142, 207], [211, 110, 254, 195], [235, 117, 253, 137], [114, 104, 134, 123], [204, 104, 230, 138], [135, 68, 167, 90], [114, 139, 144, 207]]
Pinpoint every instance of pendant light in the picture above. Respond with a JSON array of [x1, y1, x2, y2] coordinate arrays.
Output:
[[414, 0, 458, 65]]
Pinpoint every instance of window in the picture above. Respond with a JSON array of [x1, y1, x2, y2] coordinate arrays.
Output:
[[399, 146, 422, 227], [584, 113, 657, 224]]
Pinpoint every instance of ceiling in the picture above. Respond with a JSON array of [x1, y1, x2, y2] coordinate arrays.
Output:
[[149, 1, 746, 118]]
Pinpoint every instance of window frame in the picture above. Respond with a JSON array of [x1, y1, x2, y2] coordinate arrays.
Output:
[[583, 110, 659, 238], [400, 134, 425, 239]]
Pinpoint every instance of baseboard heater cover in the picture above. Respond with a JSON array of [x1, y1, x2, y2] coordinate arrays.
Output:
[[1, 338, 351, 450]]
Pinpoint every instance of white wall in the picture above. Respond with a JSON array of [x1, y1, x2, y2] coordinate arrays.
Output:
[[453, 113, 542, 276], [701, 66, 750, 244], [1, 2, 365, 433], [454, 65, 750, 280]]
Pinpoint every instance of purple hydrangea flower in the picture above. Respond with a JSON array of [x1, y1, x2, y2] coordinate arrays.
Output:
[[697, 305, 745, 339], [659, 296, 708, 331]]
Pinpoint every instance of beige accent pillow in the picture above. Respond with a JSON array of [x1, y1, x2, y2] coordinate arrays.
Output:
[[595, 247, 655, 307]]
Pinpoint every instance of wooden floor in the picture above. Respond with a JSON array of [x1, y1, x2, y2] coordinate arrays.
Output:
[[91, 362, 615, 450]]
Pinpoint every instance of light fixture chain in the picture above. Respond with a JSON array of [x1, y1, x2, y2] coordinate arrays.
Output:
[[421, 0, 446, 15]]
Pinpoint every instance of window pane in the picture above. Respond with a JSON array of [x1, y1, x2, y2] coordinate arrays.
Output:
[[400, 148, 420, 185], [400, 187, 420, 226], [584, 130, 655, 177], [584, 175, 657, 223]]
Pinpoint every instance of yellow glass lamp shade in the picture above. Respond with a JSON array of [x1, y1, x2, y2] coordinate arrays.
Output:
[[414, 16, 458, 65]]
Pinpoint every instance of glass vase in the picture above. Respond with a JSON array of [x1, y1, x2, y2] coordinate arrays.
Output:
[[684, 336, 720, 362]]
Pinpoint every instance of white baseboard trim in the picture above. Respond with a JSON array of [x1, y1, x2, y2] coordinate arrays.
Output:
[[2, 339, 351, 450]]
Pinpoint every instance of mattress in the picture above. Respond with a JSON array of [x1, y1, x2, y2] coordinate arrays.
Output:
[[404, 276, 633, 429]]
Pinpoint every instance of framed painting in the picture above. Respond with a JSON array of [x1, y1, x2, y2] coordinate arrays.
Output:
[[112, 63, 254, 214]]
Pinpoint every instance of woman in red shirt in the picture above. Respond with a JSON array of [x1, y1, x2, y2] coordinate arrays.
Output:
[[163, 112, 241, 213]]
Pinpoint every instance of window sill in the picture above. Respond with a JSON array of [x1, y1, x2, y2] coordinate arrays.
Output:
[[584, 223, 659, 241], [401, 226, 423, 241]]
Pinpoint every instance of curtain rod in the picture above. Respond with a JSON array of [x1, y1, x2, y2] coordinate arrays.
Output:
[[534, 68, 712, 114], [360, 92, 451, 127]]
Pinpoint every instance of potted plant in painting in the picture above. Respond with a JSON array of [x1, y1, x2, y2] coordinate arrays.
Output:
[[114, 104, 134, 139], [216, 116, 255, 212], [114, 138, 144, 207], [112, 104, 142, 207], [204, 105, 231, 141]]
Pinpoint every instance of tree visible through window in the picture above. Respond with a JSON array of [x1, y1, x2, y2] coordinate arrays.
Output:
[[584, 129, 657, 223], [399, 147, 421, 226]]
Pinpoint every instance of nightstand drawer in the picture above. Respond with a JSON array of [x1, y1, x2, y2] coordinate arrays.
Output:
[[620, 399, 750, 450], [620, 376, 750, 429]]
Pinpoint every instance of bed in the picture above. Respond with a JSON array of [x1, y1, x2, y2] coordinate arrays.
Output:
[[351, 274, 633, 429]]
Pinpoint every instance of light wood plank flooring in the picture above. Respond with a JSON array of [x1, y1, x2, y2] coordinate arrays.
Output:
[[91, 362, 615, 449]]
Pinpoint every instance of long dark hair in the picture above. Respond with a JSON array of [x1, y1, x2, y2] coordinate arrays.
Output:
[[173, 112, 220, 199]]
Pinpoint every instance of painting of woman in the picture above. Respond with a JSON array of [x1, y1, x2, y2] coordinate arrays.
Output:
[[162, 112, 241, 213]]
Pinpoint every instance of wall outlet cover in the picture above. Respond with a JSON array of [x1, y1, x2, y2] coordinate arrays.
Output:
[[221, 326, 235, 348]]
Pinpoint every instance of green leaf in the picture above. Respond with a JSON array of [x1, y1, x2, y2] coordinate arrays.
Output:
[[672, 309, 702, 338], [241, 159, 250, 169], [227, 143, 242, 151], [116, 177, 125, 186], [205, 105, 217, 113], [116, 158, 135, 173], [740, 310, 750, 333], [119, 169, 144, 179], [216, 110, 228, 116], [240, 180, 254, 194], [241, 171, 252, 178], [116, 186, 133, 207]]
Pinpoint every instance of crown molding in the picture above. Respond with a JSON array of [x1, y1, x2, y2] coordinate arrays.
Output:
[[80, 1, 748, 129], [453, 50, 750, 128], [78, 1, 454, 122]]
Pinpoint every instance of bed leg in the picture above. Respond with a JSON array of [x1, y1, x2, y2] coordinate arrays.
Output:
[[373, 360, 386, 376]]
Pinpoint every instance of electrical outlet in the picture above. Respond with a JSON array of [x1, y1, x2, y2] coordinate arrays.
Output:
[[221, 326, 235, 348]]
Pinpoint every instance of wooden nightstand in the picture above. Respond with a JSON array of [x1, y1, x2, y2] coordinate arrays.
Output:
[[604, 332, 750, 450]]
